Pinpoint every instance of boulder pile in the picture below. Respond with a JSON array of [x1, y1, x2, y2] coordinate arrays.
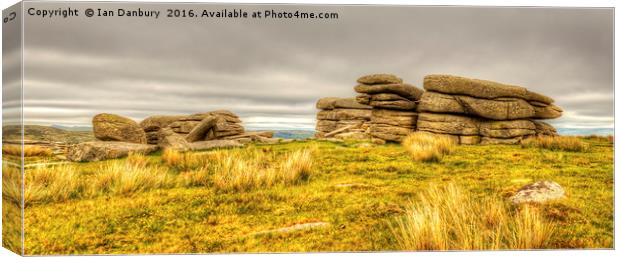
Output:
[[417, 75, 561, 144], [315, 74, 424, 143], [316, 74, 562, 145], [355, 74, 423, 143], [68, 110, 276, 162]]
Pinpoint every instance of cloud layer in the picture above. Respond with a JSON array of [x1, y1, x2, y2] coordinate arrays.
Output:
[[19, 3, 613, 129]]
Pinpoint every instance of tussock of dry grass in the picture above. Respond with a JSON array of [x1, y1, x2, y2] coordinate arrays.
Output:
[[2, 163, 22, 206], [212, 148, 315, 192], [390, 184, 556, 250], [402, 132, 455, 162], [25, 165, 84, 204], [90, 162, 175, 197], [161, 149, 212, 171], [521, 136, 589, 152], [2, 145, 53, 157]]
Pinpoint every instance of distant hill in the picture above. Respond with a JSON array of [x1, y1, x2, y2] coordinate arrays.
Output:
[[271, 130, 315, 139], [2, 125, 94, 143], [557, 128, 613, 136], [51, 124, 93, 132]]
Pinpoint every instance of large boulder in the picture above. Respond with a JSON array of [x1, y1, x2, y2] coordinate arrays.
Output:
[[92, 113, 147, 144], [67, 141, 158, 162], [416, 113, 480, 136], [354, 83, 424, 101], [510, 181, 565, 204], [357, 74, 403, 84], [424, 74, 554, 104]]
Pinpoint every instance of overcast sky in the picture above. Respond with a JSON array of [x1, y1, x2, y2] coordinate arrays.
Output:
[[18, 3, 613, 130]]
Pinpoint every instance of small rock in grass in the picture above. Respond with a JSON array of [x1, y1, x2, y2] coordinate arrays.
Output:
[[510, 180, 565, 204]]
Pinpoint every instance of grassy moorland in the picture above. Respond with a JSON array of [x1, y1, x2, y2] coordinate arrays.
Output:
[[1, 136, 614, 254]]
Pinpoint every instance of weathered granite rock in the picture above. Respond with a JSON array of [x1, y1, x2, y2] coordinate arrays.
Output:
[[357, 74, 403, 85], [93, 113, 147, 144], [479, 120, 536, 138], [158, 127, 191, 151], [510, 181, 565, 204], [532, 120, 558, 136], [140, 115, 185, 132], [316, 97, 372, 110], [181, 110, 242, 123], [316, 109, 372, 121], [370, 109, 417, 128], [532, 104, 563, 119], [369, 123, 412, 142], [418, 91, 536, 120], [354, 83, 424, 101], [424, 74, 554, 104], [186, 116, 219, 142], [170, 120, 200, 134], [67, 141, 158, 162], [417, 113, 479, 135], [368, 100, 417, 110]]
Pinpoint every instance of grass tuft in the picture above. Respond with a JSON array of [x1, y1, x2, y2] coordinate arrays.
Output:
[[3, 145, 53, 157], [401, 132, 455, 162], [390, 184, 556, 250], [212, 148, 315, 192], [521, 136, 589, 152]]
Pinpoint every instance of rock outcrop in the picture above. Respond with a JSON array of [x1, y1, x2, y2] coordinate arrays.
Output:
[[67, 141, 158, 162], [93, 113, 147, 144], [416, 74, 562, 144], [316, 74, 562, 145]]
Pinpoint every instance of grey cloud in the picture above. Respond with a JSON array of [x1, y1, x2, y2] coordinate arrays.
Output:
[[18, 3, 613, 129]]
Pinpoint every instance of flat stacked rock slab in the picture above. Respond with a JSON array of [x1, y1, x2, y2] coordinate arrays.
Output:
[[416, 74, 563, 144]]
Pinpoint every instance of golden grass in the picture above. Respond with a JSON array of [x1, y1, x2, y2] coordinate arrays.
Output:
[[2, 163, 22, 206], [402, 132, 455, 162], [161, 148, 212, 171], [24, 165, 84, 204], [521, 136, 589, 152], [90, 162, 175, 197], [212, 148, 315, 192], [390, 184, 556, 250], [2, 144, 53, 157], [21, 146, 317, 204]]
